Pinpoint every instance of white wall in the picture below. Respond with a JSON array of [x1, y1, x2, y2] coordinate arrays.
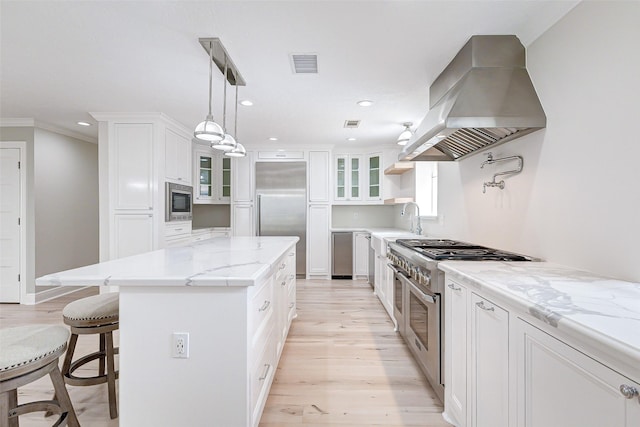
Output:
[[34, 128, 98, 281], [424, 1, 640, 282]]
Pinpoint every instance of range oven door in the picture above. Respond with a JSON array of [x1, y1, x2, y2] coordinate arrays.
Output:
[[389, 264, 406, 337], [404, 276, 441, 387]]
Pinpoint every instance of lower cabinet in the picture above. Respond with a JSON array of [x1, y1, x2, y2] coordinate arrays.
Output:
[[113, 214, 154, 258], [353, 232, 369, 279], [516, 319, 640, 427], [470, 293, 509, 427], [444, 276, 640, 427], [307, 204, 330, 277], [233, 204, 255, 236]]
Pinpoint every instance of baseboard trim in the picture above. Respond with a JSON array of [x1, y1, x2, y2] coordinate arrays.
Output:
[[26, 286, 89, 305]]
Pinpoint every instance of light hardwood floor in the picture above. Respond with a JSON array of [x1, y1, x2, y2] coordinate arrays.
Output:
[[1, 280, 450, 427]]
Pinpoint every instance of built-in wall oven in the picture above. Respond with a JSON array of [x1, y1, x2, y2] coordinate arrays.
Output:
[[165, 182, 193, 222], [387, 239, 535, 403]]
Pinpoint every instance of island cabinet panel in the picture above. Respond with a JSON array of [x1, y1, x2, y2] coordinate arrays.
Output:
[[516, 319, 640, 427], [117, 244, 297, 427], [444, 280, 469, 427]]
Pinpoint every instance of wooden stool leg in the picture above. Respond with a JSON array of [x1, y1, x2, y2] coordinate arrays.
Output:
[[105, 331, 118, 419], [49, 364, 79, 427], [61, 333, 78, 377], [98, 333, 106, 376], [0, 389, 19, 427]]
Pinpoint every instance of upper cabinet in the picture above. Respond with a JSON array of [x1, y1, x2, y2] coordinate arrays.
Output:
[[165, 128, 191, 184], [333, 150, 396, 205], [193, 147, 231, 204], [308, 151, 330, 203], [334, 154, 363, 202], [113, 123, 154, 211]]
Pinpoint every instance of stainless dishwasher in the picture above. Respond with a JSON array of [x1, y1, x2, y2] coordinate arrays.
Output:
[[331, 232, 353, 279]]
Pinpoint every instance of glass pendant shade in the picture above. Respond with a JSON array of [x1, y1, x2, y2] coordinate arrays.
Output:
[[397, 124, 413, 146], [213, 133, 237, 151], [225, 142, 246, 157], [194, 115, 224, 142]]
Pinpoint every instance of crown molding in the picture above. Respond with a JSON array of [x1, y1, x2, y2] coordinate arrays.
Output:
[[35, 121, 97, 144], [0, 118, 35, 127]]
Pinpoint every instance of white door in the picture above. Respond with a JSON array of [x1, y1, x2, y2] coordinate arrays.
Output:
[[0, 148, 21, 302]]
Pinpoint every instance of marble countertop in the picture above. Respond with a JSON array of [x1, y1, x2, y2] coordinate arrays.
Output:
[[36, 236, 298, 288], [439, 261, 640, 376]]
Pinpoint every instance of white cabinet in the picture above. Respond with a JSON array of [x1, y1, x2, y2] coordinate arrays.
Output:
[[365, 153, 382, 201], [233, 204, 254, 237], [232, 151, 254, 203], [309, 151, 330, 203], [113, 123, 154, 211], [470, 293, 509, 427], [444, 280, 510, 427], [307, 204, 330, 277], [353, 232, 369, 279], [165, 128, 191, 184], [334, 154, 363, 202], [194, 148, 231, 204], [444, 280, 468, 427], [516, 320, 640, 427], [113, 214, 153, 258]]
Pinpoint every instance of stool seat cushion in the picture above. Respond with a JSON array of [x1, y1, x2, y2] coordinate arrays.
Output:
[[0, 325, 69, 373], [63, 293, 119, 321]]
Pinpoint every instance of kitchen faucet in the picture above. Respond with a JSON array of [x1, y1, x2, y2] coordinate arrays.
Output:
[[401, 202, 422, 235]]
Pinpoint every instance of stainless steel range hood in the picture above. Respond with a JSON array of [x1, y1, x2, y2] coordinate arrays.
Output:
[[401, 35, 546, 162]]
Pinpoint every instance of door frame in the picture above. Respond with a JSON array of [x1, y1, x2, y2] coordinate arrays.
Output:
[[0, 141, 27, 303]]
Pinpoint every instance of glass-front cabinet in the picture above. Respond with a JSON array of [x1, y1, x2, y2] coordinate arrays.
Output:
[[367, 153, 381, 201], [194, 148, 231, 204], [334, 154, 362, 202]]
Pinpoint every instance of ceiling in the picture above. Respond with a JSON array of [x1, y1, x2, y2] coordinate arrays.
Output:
[[0, 1, 578, 148]]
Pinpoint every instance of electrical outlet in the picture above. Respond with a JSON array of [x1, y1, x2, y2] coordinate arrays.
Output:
[[172, 332, 189, 358]]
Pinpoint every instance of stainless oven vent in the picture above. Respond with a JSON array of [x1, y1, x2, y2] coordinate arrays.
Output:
[[401, 35, 546, 162]]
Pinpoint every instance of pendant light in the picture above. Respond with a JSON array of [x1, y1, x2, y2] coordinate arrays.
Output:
[[194, 41, 224, 142], [212, 56, 237, 151], [226, 76, 246, 158], [397, 122, 413, 146]]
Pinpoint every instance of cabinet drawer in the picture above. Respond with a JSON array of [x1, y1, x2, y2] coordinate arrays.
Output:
[[165, 221, 192, 237], [250, 326, 276, 423], [287, 284, 296, 324], [250, 278, 274, 337]]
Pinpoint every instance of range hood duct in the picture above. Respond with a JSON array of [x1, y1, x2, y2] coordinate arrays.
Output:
[[401, 35, 546, 162]]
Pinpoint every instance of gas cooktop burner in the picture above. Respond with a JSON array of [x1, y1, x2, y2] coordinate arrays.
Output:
[[394, 239, 532, 261], [396, 239, 478, 249]]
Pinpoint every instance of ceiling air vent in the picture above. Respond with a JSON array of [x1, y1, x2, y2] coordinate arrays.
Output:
[[290, 54, 318, 74], [344, 120, 360, 129]]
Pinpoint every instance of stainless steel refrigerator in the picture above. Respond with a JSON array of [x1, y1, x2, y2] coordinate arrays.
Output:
[[255, 162, 306, 277]]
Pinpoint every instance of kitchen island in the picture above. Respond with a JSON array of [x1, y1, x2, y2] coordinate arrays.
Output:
[[36, 236, 299, 427], [439, 261, 640, 427]]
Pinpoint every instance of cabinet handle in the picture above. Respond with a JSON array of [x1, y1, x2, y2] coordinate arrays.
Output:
[[279, 263, 286, 270], [148, 207, 153, 210], [288, 252, 294, 257], [448, 283, 462, 291], [620, 384, 639, 399], [258, 300, 271, 312], [281, 280, 286, 287], [289, 274, 295, 280], [476, 301, 495, 312], [175, 228, 183, 232], [288, 302, 295, 309], [259, 364, 271, 381]]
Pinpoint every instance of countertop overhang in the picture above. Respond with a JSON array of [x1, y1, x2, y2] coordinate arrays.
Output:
[[36, 236, 299, 288], [439, 261, 640, 379]]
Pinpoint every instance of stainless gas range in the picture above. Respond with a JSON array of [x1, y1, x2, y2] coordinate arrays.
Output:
[[387, 239, 535, 402]]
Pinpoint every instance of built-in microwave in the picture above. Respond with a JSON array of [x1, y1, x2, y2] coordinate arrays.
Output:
[[165, 182, 193, 222]]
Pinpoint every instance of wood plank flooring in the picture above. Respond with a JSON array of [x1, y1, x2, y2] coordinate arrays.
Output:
[[1, 280, 449, 426]]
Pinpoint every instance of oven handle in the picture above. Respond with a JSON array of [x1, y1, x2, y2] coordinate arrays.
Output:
[[389, 264, 437, 305]]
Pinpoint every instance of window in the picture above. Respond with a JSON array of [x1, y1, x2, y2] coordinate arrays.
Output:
[[414, 162, 438, 217]]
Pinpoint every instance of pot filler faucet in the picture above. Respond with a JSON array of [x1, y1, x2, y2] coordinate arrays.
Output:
[[401, 202, 422, 235]]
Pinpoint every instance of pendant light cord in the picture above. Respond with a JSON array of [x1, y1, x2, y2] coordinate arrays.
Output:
[[234, 72, 239, 138]]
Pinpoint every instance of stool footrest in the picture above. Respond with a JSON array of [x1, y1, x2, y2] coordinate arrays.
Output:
[[65, 348, 119, 387]]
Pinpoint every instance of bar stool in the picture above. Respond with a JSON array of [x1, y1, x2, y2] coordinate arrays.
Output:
[[0, 324, 80, 427], [61, 292, 119, 419]]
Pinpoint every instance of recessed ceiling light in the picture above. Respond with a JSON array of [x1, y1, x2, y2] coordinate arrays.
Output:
[[269, 137, 278, 141], [347, 137, 356, 141], [437, 134, 446, 138], [357, 100, 373, 107], [77, 121, 91, 126], [240, 100, 253, 106]]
